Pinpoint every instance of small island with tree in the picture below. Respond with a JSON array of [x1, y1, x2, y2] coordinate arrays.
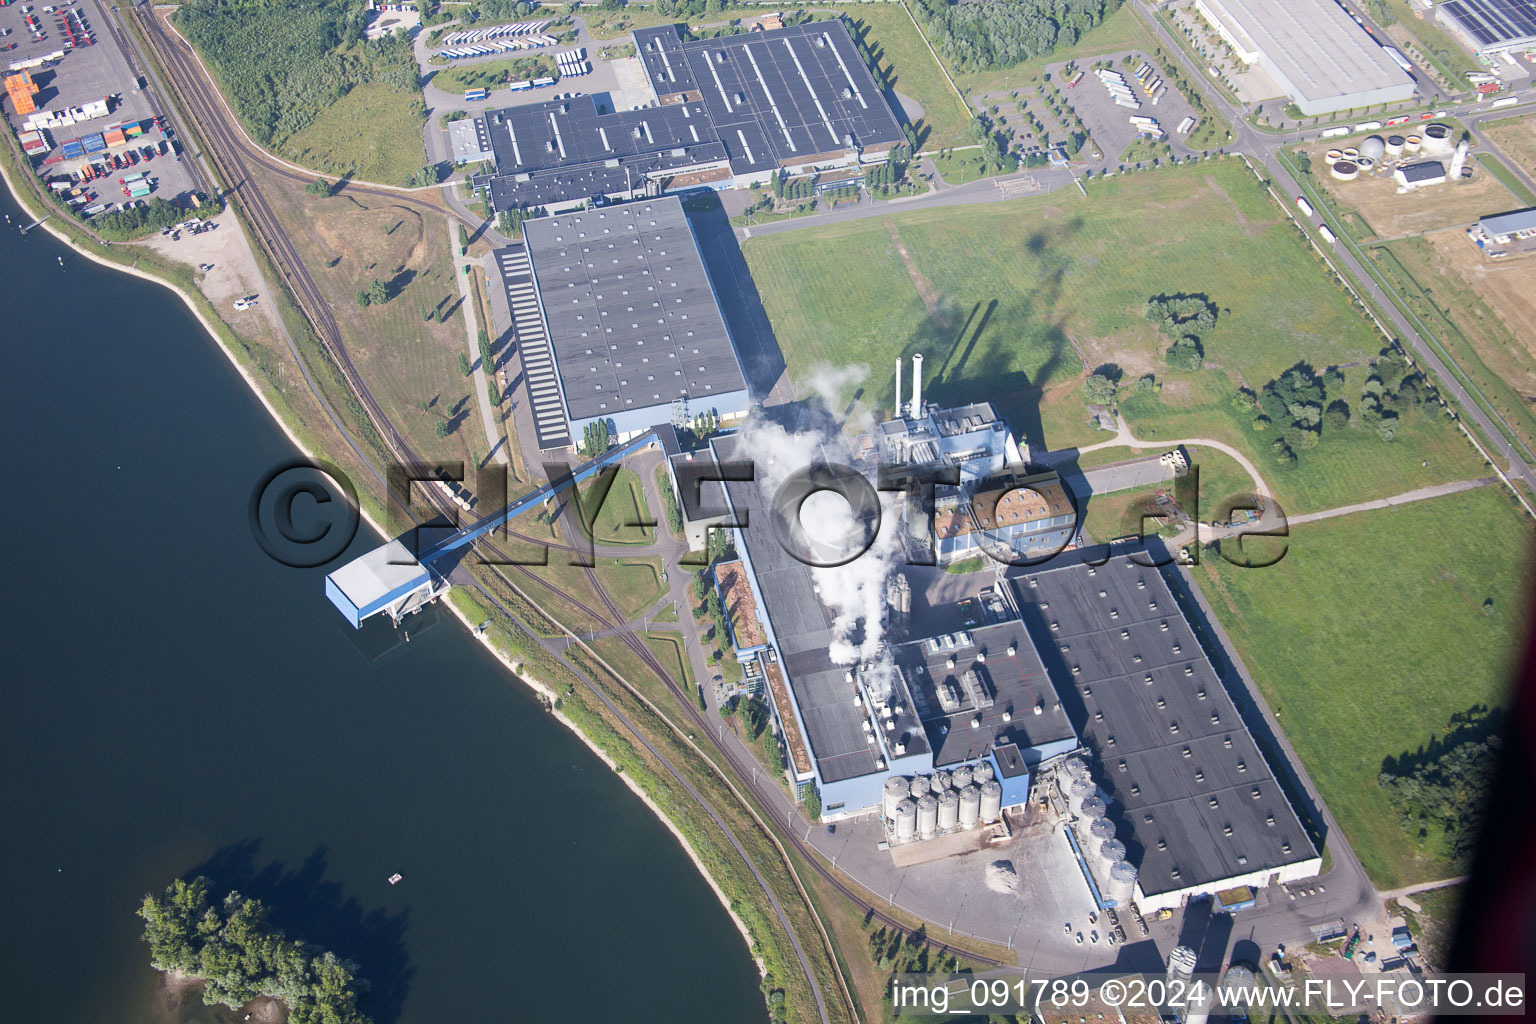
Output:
[[139, 877, 372, 1024]]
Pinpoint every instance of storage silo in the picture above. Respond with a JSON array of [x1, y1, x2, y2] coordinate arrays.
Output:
[[958, 785, 982, 828], [1330, 161, 1359, 181], [934, 769, 952, 793], [1450, 139, 1470, 178], [973, 760, 996, 784], [1361, 135, 1386, 162], [938, 788, 960, 830], [1068, 778, 1093, 817], [951, 765, 974, 790], [1106, 860, 1137, 905], [980, 779, 1002, 822], [908, 777, 928, 800], [895, 798, 917, 840], [1325, 148, 1344, 162], [1098, 838, 1127, 871], [1080, 795, 1108, 821], [1405, 134, 1423, 154], [1385, 135, 1405, 158], [1423, 122, 1454, 157], [1356, 156, 1375, 173], [883, 776, 909, 819], [1064, 756, 1088, 781], [1342, 146, 1360, 160], [917, 793, 939, 837]]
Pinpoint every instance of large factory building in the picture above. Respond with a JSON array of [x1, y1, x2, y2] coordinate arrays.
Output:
[[470, 19, 906, 211], [1437, 0, 1536, 59], [1194, 0, 1416, 114], [512, 195, 750, 445]]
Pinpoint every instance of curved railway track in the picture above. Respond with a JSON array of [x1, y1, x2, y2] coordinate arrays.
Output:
[[132, 6, 1010, 1000]]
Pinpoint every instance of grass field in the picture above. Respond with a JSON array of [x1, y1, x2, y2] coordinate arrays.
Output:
[[833, 4, 971, 151], [1077, 447, 1255, 542], [743, 158, 1488, 510], [1190, 486, 1531, 887], [428, 55, 558, 94], [582, 467, 656, 545], [1474, 153, 1536, 207], [277, 83, 427, 186], [1480, 115, 1536, 181]]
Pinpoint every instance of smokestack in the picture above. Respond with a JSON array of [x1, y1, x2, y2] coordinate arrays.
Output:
[[911, 353, 924, 416], [894, 356, 903, 420]]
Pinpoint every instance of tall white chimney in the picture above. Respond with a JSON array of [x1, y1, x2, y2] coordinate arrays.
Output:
[[894, 356, 903, 420], [911, 353, 924, 416]]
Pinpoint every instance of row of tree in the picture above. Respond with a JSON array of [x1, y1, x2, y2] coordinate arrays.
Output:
[[138, 877, 371, 1024], [910, 0, 1122, 71]]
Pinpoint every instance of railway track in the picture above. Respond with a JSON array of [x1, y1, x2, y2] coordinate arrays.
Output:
[[133, 6, 1009, 999]]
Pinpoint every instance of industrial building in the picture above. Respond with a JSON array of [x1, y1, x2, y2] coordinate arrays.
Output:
[[1436, 0, 1536, 58], [1017, 556, 1320, 912], [1395, 159, 1448, 189], [1194, 0, 1416, 115], [469, 19, 906, 210], [514, 195, 750, 444], [1468, 206, 1536, 256]]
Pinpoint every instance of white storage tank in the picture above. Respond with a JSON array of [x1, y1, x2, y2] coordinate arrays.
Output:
[[908, 777, 928, 800], [1330, 160, 1360, 181], [1068, 778, 1093, 817], [1081, 795, 1108, 821], [1423, 122, 1454, 157], [1099, 838, 1127, 869], [973, 760, 995, 784], [951, 765, 974, 790], [883, 776, 910, 819], [1357, 156, 1376, 173], [1405, 135, 1422, 153], [1342, 146, 1360, 160], [980, 779, 1002, 822], [1088, 817, 1116, 843], [1360, 135, 1386, 161], [1106, 860, 1137, 905], [958, 785, 982, 828], [1064, 756, 1089, 782], [938, 788, 960, 830], [895, 798, 917, 839], [917, 793, 938, 837], [934, 770, 952, 793], [1385, 135, 1405, 158], [1325, 148, 1344, 162]]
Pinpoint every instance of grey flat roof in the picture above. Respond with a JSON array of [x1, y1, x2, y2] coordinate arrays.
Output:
[[522, 196, 746, 424], [1398, 160, 1446, 183], [670, 450, 732, 522], [448, 117, 494, 164], [1011, 556, 1315, 897], [328, 540, 428, 610], [1202, 0, 1413, 105], [1482, 207, 1536, 234], [893, 620, 1076, 767], [715, 432, 892, 785], [1440, 0, 1536, 49]]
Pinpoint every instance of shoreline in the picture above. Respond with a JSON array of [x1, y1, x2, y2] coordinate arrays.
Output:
[[0, 152, 765, 982]]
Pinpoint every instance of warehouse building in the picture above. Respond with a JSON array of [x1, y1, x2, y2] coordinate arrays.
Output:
[[1016, 556, 1321, 912], [521, 196, 750, 442], [471, 19, 905, 210], [1468, 206, 1536, 256], [1194, 0, 1416, 114], [1395, 160, 1447, 189], [1437, 0, 1536, 58]]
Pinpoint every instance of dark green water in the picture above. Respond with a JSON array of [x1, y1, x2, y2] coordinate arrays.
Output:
[[0, 188, 764, 1023]]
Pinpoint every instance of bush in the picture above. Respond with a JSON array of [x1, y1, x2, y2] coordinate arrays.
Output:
[[1083, 372, 1117, 404], [87, 195, 222, 241], [1164, 335, 1204, 371]]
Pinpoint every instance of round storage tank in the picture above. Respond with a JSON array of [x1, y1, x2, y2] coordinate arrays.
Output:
[[1080, 795, 1108, 820], [1068, 778, 1093, 817], [1342, 146, 1359, 160], [1064, 756, 1088, 781], [1357, 156, 1375, 173], [909, 777, 928, 799], [973, 760, 995, 784], [1385, 135, 1405, 157], [895, 798, 917, 840], [1330, 160, 1359, 181], [1106, 860, 1137, 906], [1423, 122, 1454, 157], [883, 776, 909, 819], [980, 779, 1002, 822], [917, 793, 939, 837], [951, 765, 974, 790], [938, 789, 960, 830], [1099, 838, 1127, 868], [1088, 817, 1116, 842], [934, 770, 952, 793], [958, 785, 982, 828], [1405, 135, 1422, 153], [1325, 148, 1344, 161], [1361, 135, 1386, 161]]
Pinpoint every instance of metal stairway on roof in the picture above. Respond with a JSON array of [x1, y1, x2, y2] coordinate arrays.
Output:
[[495, 243, 572, 450]]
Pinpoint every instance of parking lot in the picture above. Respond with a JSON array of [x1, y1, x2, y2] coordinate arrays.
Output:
[[1044, 50, 1208, 169], [2, 0, 199, 207]]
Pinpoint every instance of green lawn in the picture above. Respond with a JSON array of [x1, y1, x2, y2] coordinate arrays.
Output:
[[277, 82, 427, 186], [1077, 447, 1256, 543], [602, 557, 667, 621], [1191, 486, 1531, 887], [832, 5, 972, 151], [428, 55, 558, 95], [928, 149, 999, 184], [743, 159, 1487, 509], [583, 467, 656, 545]]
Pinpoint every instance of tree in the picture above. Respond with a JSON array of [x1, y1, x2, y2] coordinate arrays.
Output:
[[1083, 372, 1117, 404], [1376, 414, 1398, 441], [1323, 399, 1351, 432], [305, 177, 330, 196], [802, 783, 822, 822], [458, 352, 471, 377], [1164, 335, 1204, 371], [580, 420, 612, 457], [488, 380, 501, 405], [408, 164, 443, 187], [434, 420, 450, 439], [367, 279, 389, 305]]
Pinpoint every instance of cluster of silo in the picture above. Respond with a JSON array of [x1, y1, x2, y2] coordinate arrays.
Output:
[[894, 797, 918, 839], [1080, 795, 1108, 822], [973, 760, 995, 785], [1087, 816, 1116, 846], [951, 764, 974, 790], [883, 776, 909, 819]]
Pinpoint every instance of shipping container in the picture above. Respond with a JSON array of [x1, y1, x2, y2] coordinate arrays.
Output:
[[1491, 96, 1519, 108], [103, 128, 126, 146], [1355, 120, 1383, 130], [1318, 224, 1337, 245], [121, 170, 145, 183], [1321, 125, 1350, 138], [128, 184, 152, 197], [83, 202, 106, 215], [1295, 195, 1314, 217]]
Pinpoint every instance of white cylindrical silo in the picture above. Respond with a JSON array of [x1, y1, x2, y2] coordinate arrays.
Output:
[[958, 785, 981, 828], [1342, 146, 1359, 160], [973, 760, 995, 784], [938, 789, 960, 830], [883, 776, 909, 819], [910, 352, 924, 416], [1068, 778, 1093, 817], [1064, 756, 1088, 781], [1385, 135, 1405, 158], [1450, 139, 1470, 178], [934, 769, 952, 793], [1360, 135, 1385, 162], [1405, 134, 1422, 153], [1325, 148, 1344, 161], [895, 798, 917, 840], [1081, 795, 1108, 821], [980, 779, 1002, 822], [1099, 838, 1127, 870], [951, 765, 973, 790], [1088, 817, 1116, 843], [1357, 156, 1375, 173], [1106, 860, 1137, 905], [917, 793, 938, 837], [1423, 122, 1454, 157], [1330, 160, 1359, 181], [908, 777, 928, 800]]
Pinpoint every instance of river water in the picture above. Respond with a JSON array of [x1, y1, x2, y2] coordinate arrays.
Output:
[[0, 188, 764, 1023]]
